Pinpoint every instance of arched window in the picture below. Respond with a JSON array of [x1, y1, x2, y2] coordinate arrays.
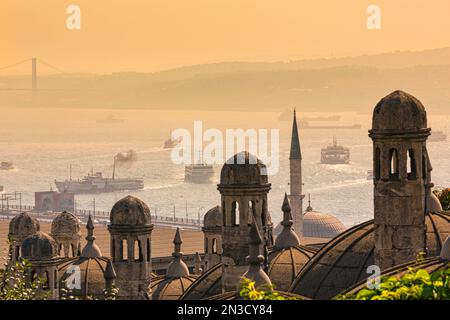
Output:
[[212, 238, 217, 254], [375, 147, 381, 180], [389, 149, 399, 180], [146, 238, 151, 262], [261, 200, 267, 226], [54, 270, 58, 289], [407, 149, 417, 180], [222, 201, 226, 226], [248, 201, 255, 225], [134, 240, 142, 262], [121, 239, 128, 261], [231, 201, 240, 226], [15, 246, 20, 260], [43, 271, 50, 289]]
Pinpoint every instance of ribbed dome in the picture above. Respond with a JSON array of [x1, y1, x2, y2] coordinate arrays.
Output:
[[219, 151, 269, 186], [203, 206, 222, 228], [151, 275, 198, 300], [428, 192, 443, 212], [9, 212, 40, 238], [267, 246, 316, 291], [289, 212, 450, 300], [110, 195, 151, 226], [303, 209, 347, 239], [179, 263, 223, 300], [51, 211, 80, 238], [372, 90, 427, 131], [59, 257, 116, 299], [21, 231, 58, 260]]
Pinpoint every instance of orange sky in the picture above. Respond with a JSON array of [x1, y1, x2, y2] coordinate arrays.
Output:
[[2, 0, 450, 74]]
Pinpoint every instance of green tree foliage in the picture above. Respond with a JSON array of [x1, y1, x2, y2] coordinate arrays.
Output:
[[336, 265, 450, 300], [433, 188, 450, 211]]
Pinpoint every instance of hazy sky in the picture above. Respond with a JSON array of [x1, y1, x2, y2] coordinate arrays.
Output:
[[2, 0, 450, 74]]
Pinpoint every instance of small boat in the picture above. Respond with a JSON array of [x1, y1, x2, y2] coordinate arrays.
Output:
[[163, 130, 181, 149], [185, 153, 214, 184], [320, 137, 350, 165], [0, 162, 14, 170]]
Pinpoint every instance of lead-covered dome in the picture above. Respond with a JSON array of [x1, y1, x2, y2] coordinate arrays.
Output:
[[372, 90, 428, 131], [51, 211, 80, 238], [9, 212, 40, 239], [203, 206, 222, 228], [219, 151, 269, 186], [21, 231, 58, 260], [151, 275, 198, 300], [110, 195, 151, 226], [303, 208, 347, 239]]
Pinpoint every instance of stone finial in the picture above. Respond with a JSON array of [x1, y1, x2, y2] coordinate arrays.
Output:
[[241, 222, 272, 290], [306, 194, 313, 212], [104, 260, 117, 290], [194, 252, 203, 275], [274, 193, 300, 250], [440, 236, 450, 260], [81, 214, 102, 258], [166, 228, 190, 278], [290, 108, 302, 160]]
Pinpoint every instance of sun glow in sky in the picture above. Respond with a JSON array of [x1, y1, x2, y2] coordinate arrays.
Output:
[[2, 0, 450, 73]]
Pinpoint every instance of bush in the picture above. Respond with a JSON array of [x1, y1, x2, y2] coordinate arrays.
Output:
[[433, 188, 450, 211], [239, 278, 299, 300], [336, 264, 450, 300]]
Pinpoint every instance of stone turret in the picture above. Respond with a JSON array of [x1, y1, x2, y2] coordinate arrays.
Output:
[[51, 211, 81, 258], [369, 90, 430, 270], [218, 151, 272, 292], [274, 193, 300, 250], [202, 205, 222, 270], [8, 212, 40, 265], [289, 109, 304, 237], [108, 195, 153, 299]]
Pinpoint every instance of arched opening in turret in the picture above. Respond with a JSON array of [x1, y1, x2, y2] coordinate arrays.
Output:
[[212, 238, 217, 254], [121, 239, 128, 261], [407, 149, 417, 180], [134, 240, 142, 262], [389, 149, 399, 180], [375, 147, 381, 180], [71, 243, 77, 257], [262, 200, 267, 227], [146, 238, 151, 262], [248, 201, 255, 225], [231, 201, 240, 226], [222, 201, 226, 226], [422, 153, 428, 180], [43, 271, 50, 289], [58, 243, 63, 256], [15, 246, 20, 260], [54, 270, 58, 289]]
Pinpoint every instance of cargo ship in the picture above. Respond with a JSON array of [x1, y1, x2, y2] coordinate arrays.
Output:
[[320, 137, 350, 164], [54, 158, 144, 194], [163, 130, 181, 149], [184, 154, 214, 184]]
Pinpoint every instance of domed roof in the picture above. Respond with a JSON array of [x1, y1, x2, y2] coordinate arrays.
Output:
[[59, 257, 116, 299], [21, 231, 58, 260], [428, 192, 443, 212], [303, 208, 347, 239], [372, 90, 428, 131], [341, 255, 449, 298], [51, 211, 80, 238], [150, 275, 198, 300], [178, 263, 223, 300], [267, 246, 316, 291], [203, 206, 222, 228], [219, 151, 269, 186], [289, 212, 450, 300], [110, 195, 151, 226], [9, 212, 40, 239]]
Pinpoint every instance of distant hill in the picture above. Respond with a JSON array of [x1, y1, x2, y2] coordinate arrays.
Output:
[[2, 48, 450, 113]]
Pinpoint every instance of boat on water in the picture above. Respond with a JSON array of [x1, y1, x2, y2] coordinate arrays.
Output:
[[184, 154, 214, 184], [54, 157, 144, 194], [320, 137, 350, 165], [429, 130, 447, 142], [278, 109, 341, 122], [0, 162, 14, 170], [163, 130, 181, 149], [96, 113, 124, 124]]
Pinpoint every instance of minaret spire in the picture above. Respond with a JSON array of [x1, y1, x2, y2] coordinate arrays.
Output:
[[166, 228, 190, 278], [289, 108, 304, 237], [81, 214, 102, 258], [274, 193, 300, 249]]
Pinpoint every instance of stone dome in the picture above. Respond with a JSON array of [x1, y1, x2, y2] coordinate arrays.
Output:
[[179, 263, 223, 300], [151, 275, 198, 300], [267, 246, 316, 291], [372, 90, 428, 131], [289, 212, 450, 300], [303, 209, 347, 239], [219, 151, 269, 186], [51, 211, 80, 238], [428, 192, 443, 212], [110, 195, 151, 226], [203, 206, 222, 228], [59, 257, 116, 299], [21, 231, 58, 260], [9, 212, 40, 238]]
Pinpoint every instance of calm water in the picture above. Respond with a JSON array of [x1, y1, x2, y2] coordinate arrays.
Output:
[[0, 107, 449, 228]]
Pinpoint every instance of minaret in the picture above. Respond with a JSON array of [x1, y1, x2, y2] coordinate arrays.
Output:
[[274, 193, 300, 250], [166, 228, 190, 278], [369, 90, 430, 270], [289, 109, 304, 237], [241, 221, 272, 290]]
